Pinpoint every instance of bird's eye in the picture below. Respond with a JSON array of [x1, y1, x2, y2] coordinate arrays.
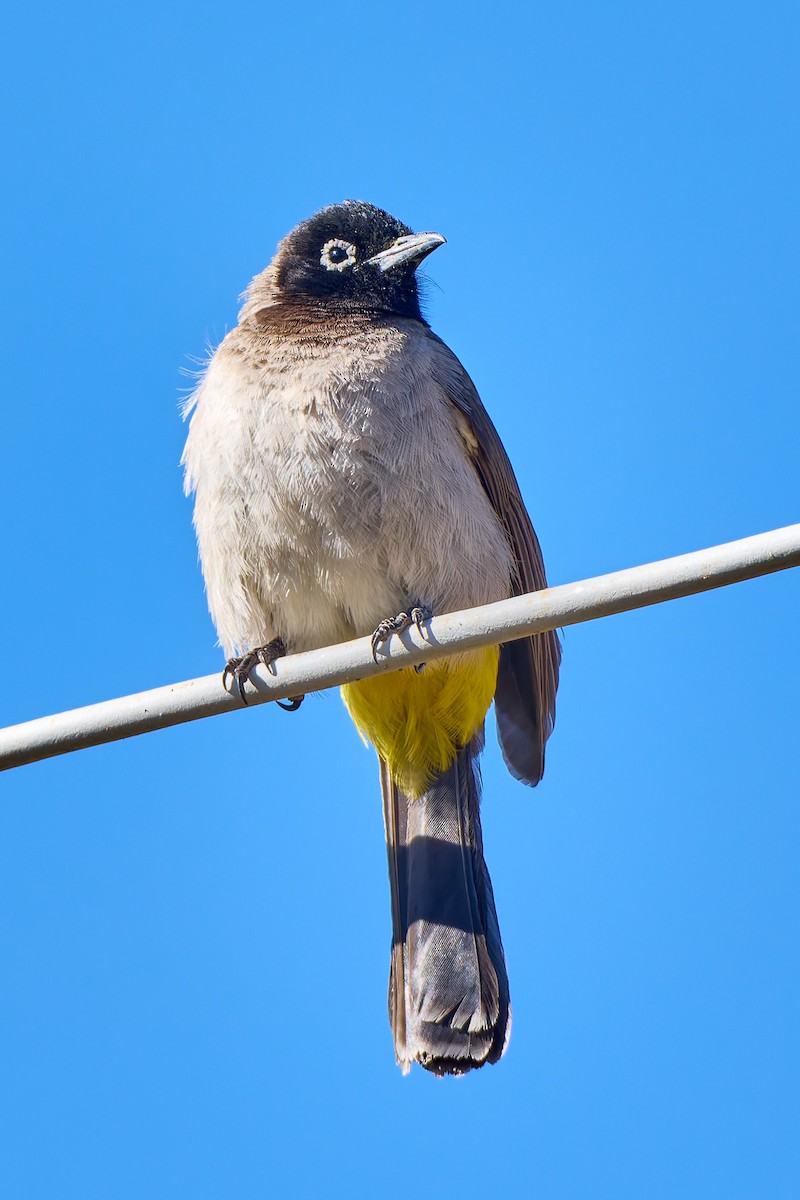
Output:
[[320, 238, 357, 272]]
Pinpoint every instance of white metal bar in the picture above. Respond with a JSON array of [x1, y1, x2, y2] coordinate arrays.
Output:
[[1, 523, 798, 772]]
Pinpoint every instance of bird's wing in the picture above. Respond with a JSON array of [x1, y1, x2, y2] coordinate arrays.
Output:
[[427, 331, 561, 786]]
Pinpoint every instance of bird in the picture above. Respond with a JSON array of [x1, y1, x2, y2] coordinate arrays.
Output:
[[182, 200, 560, 1075]]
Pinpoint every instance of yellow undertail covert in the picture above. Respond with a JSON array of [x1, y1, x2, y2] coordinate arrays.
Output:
[[341, 645, 500, 799]]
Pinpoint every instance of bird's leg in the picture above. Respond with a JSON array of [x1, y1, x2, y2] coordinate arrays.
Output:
[[222, 637, 305, 710], [370, 605, 432, 669]]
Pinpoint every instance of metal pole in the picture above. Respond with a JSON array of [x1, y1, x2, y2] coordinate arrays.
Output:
[[1, 523, 798, 772]]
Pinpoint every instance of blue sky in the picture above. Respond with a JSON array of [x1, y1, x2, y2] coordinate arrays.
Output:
[[1, 2, 798, 1196]]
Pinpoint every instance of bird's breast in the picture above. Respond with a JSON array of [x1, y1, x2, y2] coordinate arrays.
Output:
[[184, 323, 512, 653]]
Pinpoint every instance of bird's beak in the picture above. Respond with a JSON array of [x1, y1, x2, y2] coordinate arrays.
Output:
[[365, 231, 446, 273]]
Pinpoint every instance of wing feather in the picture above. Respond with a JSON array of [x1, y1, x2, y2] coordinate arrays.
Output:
[[428, 333, 560, 785]]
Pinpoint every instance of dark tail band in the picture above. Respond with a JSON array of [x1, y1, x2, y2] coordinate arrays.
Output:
[[380, 734, 511, 1075]]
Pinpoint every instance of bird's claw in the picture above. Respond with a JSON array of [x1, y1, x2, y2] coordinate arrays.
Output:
[[370, 605, 432, 662], [222, 637, 303, 711], [410, 606, 429, 636]]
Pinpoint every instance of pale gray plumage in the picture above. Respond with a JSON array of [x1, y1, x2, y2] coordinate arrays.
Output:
[[183, 313, 513, 658], [182, 201, 560, 1074]]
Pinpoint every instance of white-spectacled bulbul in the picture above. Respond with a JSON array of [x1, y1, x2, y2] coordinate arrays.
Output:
[[182, 201, 560, 1074]]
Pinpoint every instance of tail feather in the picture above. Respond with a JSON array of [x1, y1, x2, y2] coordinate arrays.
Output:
[[380, 733, 511, 1075]]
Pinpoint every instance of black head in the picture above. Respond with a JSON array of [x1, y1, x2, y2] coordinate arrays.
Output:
[[271, 200, 445, 321]]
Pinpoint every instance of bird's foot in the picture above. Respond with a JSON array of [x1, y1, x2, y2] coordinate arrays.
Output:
[[370, 605, 432, 664], [222, 637, 305, 710]]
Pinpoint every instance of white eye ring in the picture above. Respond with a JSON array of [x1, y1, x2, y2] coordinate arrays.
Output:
[[320, 238, 357, 271]]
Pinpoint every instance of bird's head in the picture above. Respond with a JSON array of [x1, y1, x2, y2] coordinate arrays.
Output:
[[265, 200, 445, 321]]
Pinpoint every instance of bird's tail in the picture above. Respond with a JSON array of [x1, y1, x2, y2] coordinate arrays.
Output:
[[380, 732, 511, 1075]]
